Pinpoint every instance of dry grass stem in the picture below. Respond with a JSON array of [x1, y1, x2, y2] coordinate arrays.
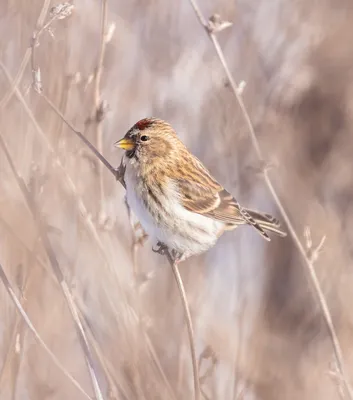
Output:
[[94, 0, 109, 220], [31, 3, 74, 93], [0, 133, 105, 400], [39, 83, 200, 399], [0, 61, 124, 287], [45, 102, 201, 400], [2, 1, 352, 398], [187, 1, 353, 398], [1, 215, 120, 399], [7, 9, 201, 395], [0, 0, 51, 108], [167, 255, 201, 400], [0, 260, 92, 400]]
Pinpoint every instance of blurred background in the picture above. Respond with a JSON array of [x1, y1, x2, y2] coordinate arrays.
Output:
[[1, 0, 353, 399]]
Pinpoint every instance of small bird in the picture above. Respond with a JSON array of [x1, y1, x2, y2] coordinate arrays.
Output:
[[115, 118, 286, 262]]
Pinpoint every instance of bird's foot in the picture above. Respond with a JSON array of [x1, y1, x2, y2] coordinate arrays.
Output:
[[152, 241, 169, 256], [152, 243, 185, 264]]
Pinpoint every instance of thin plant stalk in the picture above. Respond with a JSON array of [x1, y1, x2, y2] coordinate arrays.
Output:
[[0, 260, 93, 400], [40, 92, 201, 400], [94, 0, 109, 216], [187, 0, 353, 398], [0, 133, 105, 400]]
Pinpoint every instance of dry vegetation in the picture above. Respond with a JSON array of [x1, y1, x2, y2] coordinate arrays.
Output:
[[1, 0, 353, 399]]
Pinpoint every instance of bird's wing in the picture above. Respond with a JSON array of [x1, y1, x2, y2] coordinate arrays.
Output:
[[173, 155, 274, 239], [176, 178, 244, 224], [173, 156, 245, 224]]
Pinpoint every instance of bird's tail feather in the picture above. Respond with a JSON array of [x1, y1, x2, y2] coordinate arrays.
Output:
[[242, 208, 287, 241]]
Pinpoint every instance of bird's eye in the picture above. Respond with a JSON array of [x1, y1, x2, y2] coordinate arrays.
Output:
[[140, 135, 149, 142]]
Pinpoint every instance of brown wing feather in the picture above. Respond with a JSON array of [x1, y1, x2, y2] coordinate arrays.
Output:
[[177, 177, 273, 239], [176, 178, 243, 221], [203, 188, 244, 224], [165, 146, 289, 240], [177, 180, 220, 214], [174, 154, 245, 225], [174, 154, 274, 240]]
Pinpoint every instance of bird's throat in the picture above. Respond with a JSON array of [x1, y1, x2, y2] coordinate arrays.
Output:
[[126, 149, 136, 159]]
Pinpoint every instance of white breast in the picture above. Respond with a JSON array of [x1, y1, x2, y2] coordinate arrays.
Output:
[[124, 159, 224, 258]]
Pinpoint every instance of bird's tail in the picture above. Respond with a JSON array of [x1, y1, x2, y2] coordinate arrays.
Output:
[[242, 208, 287, 241]]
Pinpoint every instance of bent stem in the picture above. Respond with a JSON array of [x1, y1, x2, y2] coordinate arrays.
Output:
[[165, 252, 201, 400], [187, 0, 353, 398], [41, 94, 200, 400], [0, 133, 105, 400], [0, 0, 51, 109], [0, 261, 92, 400], [42, 93, 124, 185]]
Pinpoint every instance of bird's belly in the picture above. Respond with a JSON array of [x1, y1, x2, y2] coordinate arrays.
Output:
[[125, 170, 223, 257], [125, 183, 160, 241]]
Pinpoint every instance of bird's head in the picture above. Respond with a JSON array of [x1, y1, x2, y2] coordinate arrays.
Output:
[[115, 118, 181, 164]]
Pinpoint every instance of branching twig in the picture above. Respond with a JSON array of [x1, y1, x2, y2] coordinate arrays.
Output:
[[0, 61, 126, 298], [41, 92, 124, 184], [2, 2, 200, 398], [31, 3, 74, 93], [0, 215, 123, 400], [41, 94, 200, 400], [0, 260, 92, 400], [0, 0, 51, 108], [0, 134, 105, 400], [0, 65, 136, 398], [187, 1, 353, 398], [1, 214, 175, 400], [124, 211, 179, 400]]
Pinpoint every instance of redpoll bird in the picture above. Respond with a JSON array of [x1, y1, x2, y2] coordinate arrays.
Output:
[[115, 118, 286, 262]]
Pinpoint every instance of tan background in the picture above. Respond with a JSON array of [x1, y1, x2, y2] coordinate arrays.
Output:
[[1, 0, 353, 399]]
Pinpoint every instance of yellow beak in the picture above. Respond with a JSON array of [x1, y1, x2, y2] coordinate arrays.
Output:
[[115, 137, 135, 151]]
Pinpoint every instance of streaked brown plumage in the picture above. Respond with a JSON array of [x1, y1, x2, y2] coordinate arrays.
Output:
[[115, 118, 286, 261]]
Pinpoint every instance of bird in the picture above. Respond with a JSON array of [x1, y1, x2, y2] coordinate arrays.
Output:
[[115, 118, 286, 262]]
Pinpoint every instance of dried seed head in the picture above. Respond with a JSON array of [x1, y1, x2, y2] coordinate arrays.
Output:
[[208, 13, 232, 33], [50, 2, 74, 20], [96, 100, 110, 122]]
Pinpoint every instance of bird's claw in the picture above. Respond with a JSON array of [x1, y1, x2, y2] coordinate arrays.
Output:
[[152, 241, 169, 256], [152, 243, 185, 264]]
